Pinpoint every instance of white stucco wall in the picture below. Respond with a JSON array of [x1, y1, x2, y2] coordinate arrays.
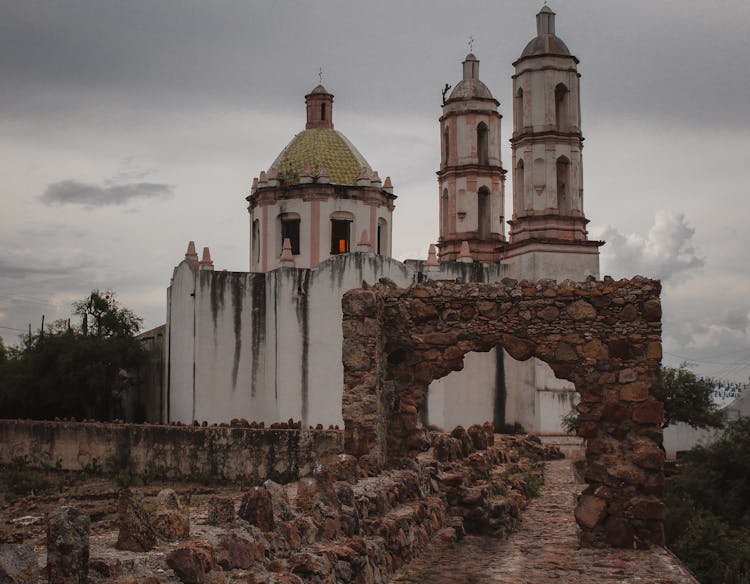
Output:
[[167, 253, 413, 425]]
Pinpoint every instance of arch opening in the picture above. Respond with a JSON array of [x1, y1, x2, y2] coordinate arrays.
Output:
[[556, 156, 571, 211], [555, 83, 569, 130], [441, 188, 449, 237], [515, 88, 524, 131], [478, 186, 491, 239], [341, 279, 665, 549], [477, 122, 489, 165]]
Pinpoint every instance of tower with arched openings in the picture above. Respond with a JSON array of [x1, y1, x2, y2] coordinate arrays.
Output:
[[437, 53, 506, 263], [506, 6, 602, 280]]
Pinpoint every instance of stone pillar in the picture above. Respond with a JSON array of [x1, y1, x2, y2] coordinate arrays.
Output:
[[341, 289, 386, 471], [47, 506, 90, 584]]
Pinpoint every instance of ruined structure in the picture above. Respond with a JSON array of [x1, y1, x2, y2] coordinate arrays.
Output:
[[342, 277, 665, 547]]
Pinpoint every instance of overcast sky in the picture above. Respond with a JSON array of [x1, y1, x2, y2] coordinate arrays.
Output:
[[1, 0, 749, 384]]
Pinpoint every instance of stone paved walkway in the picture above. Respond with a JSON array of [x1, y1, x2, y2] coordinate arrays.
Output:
[[391, 459, 698, 583]]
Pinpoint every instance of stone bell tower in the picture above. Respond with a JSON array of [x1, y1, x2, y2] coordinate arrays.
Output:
[[437, 53, 506, 263], [506, 6, 601, 280]]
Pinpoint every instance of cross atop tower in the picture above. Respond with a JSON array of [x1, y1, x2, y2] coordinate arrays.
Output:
[[318, 67, 323, 84], [468, 36, 475, 52]]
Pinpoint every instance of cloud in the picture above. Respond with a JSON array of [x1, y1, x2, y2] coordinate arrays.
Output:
[[596, 211, 704, 283], [41, 180, 174, 207]]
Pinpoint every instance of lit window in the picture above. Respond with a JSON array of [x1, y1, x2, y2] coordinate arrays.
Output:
[[331, 219, 351, 254]]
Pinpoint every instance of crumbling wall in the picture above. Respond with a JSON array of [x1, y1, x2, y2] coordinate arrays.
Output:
[[0, 420, 342, 483], [342, 276, 665, 548]]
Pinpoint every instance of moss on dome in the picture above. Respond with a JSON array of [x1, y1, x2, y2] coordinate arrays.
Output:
[[270, 128, 372, 186]]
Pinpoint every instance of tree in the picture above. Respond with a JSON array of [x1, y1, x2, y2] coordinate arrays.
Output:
[[74, 290, 142, 338], [666, 418, 750, 583], [657, 364, 725, 429], [0, 291, 146, 421]]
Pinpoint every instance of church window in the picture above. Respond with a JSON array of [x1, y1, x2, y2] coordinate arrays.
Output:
[[477, 122, 489, 165], [330, 216, 352, 254], [280, 214, 300, 255], [555, 83, 569, 130], [515, 88, 524, 130], [320, 103, 326, 121], [441, 188, 449, 236], [252, 219, 260, 267], [377, 218, 387, 255], [478, 186, 491, 239], [516, 159, 525, 200], [443, 127, 450, 165], [556, 156, 570, 211]]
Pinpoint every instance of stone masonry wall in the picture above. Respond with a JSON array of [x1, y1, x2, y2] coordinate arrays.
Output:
[[0, 420, 342, 483], [342, 276, 665, 548]]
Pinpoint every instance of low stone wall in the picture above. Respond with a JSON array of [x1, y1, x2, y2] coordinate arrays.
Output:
[[0, 420, 343, 483]]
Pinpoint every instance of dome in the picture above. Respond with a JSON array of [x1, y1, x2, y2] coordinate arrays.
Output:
[[448, 78, 494, 101], [269, 128, 373, 186], [517, 7, 575, 61], [519, 34, 572, 59], [446, 53, 496, 103]]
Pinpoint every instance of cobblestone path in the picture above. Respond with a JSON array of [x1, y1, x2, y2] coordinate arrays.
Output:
[[391, 459, 698, 583]]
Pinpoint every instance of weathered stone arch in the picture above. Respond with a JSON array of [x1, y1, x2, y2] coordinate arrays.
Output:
[[341, 276, 665, 548]]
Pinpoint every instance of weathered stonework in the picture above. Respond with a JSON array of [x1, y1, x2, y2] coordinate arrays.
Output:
[[0, 420, 342, 483], [342, 276, 664, 548]]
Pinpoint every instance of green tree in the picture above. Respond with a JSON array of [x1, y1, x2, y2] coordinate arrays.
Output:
[[0, 291, 146, 421], [561, 364, 725, 433], [657, 364, 725, 429], [666, 418, 750, 583]]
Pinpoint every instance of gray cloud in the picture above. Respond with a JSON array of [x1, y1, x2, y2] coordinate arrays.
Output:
[[41, 180, 173, 207], [598, 211, 705, 283]]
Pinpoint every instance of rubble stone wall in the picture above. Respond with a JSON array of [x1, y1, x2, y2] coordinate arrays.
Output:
[[342, 276, 665, 548], [0, 420, 343, 483]]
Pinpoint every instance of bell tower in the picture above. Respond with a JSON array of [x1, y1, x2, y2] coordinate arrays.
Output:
[[506, 7, 601, 280], [437, 53, 506, 263]]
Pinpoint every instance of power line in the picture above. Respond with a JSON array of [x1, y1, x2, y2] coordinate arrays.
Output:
[[0, 325, 27, 332]]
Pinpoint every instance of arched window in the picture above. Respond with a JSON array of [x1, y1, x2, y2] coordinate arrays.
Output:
[[330, 212, 353, 255], [477, 122, 489, 165], [441, 188, 449, 236], [443, 127, 450, 165], [515, 88, 524, 130], [320, 103, 326, 121], [252, 219, 260, 267], [516, 159, 525, 200], [556, 156, 570, 211], [478, 186, 491, 239], [279, 212, 301, 255], [555, 83, 569, 130], [377, 218, 387, 255]]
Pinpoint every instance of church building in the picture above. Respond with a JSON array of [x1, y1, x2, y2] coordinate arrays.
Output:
[[162, 7, 602, 440]]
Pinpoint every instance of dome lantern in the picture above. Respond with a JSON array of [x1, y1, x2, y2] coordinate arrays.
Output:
[[305, 85, 334, 130]]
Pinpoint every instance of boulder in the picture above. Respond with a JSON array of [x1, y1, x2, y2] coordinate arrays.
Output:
[[214, 532, 267, 570], [206, 497, 235, 526], [165, 542, 215, 584], [152, 489, 190, 541], [115, 489, 156, 551], [46, 506, 90, 584], [238, 487, 275, 532], [0, 543, 39, 583]]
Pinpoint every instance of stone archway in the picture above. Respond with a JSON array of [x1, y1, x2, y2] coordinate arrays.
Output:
[[341, 276, 665, 548]]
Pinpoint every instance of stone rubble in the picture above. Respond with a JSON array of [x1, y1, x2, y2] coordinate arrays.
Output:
[[26, 428, 562, 583], [46, 506, 90, 584]]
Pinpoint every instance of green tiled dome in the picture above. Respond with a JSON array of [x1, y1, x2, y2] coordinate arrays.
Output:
[[270, 128, 372, 186]]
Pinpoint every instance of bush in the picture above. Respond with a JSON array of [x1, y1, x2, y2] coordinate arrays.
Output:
[[666, 418, 750, 583]]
